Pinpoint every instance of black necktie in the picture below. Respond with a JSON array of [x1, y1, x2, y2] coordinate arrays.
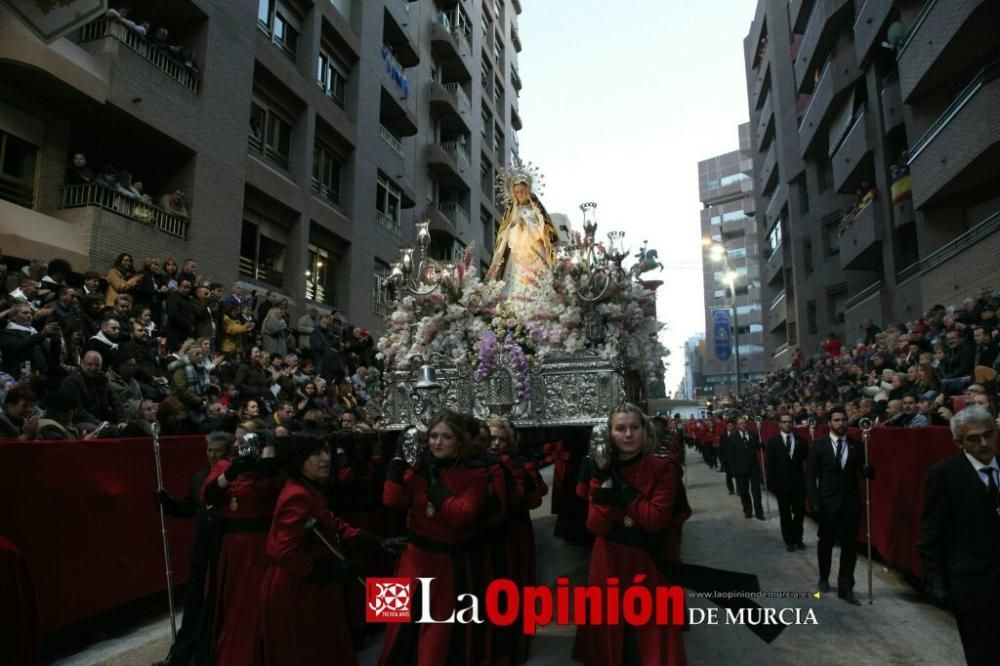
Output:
[[784, 435, 792, 456], [983, 467, 999, 499], [835, 438, 844, 469]]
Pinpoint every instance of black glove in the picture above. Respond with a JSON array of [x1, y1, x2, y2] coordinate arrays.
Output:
[[425, 467, 453, 508], [387, 457, 407, 484], [223, 456, 256, 481], [925, 576, 949, 607], [154, 488, 171, 507], [610, 465, 640, 508], [861, 464, 875, 480], [381, 535, 408, 556], [356, 531, 408, 556]]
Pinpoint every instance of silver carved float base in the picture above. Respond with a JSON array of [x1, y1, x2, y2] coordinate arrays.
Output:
[[381, 352, 626, 430]]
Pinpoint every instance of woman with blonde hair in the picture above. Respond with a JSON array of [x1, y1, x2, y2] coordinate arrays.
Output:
[[572, 403, 687, 665]]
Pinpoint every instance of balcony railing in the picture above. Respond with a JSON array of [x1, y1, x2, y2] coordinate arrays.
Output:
[[379, 124, 404, 157], [78, 18, 198, 92], [443, 82, 471, 111], [372, 274, 392, 317], [381, 45, 410, 98], [0, 177, 34, 209], [918, 210, 1000, 275], [61, 183, 189, 239], [376, 210, 401, 235], [439, 201, 470, 226], [844, 280, 881, 311], [248, 133, 290, 171], [907, 61, 1000, 163], [311, 178, 340, 205], [239, 256, 283, 287], [440, 141, 470, 170]]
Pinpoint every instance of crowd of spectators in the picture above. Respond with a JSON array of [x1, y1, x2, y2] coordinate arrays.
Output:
[[736, 287, 1000, 430], [0, 252, 380, 441]]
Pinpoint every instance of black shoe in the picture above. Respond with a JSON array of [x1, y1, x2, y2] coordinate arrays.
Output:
[[744, 514, 753, 519], [838, 590, 861, 606], [785, 544, 795, 552], [817, 580, 830, 593], [795, 542, 806, 551], [756, 514, 766, 521]]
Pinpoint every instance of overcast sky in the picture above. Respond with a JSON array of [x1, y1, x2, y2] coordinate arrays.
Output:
[[518, 0, 757, 395]]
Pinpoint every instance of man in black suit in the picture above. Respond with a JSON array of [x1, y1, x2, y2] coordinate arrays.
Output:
[[718, 420, 737, 495], [917, 405, 1000, 665], [767, 413, 809, 552], [729, 417, 765, 520], [805, 406, 874, 605]]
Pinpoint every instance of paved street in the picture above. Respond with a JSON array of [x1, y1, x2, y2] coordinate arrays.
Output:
[[59, 455, 963, 665]]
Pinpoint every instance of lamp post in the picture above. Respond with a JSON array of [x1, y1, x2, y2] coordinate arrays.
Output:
[[705, 239, 742, 398]]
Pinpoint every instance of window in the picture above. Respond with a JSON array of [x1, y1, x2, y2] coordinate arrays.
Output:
[[803, 239, 814, 275], [493, 124, 504, 159], [828, 287, 847, 325], [240, 219, 287, 287], [481, 62, 493, 101], [249, 99, 293, 171], [481, 206, 494, 252], [823, 216, 840, 256], [480, 155, 493, 194], [816, 156, 831, 193], [376, 173, 402, 234], [312, 143, 344, 205], [727, 247, 747, 260], [373, 259, 392, 316], [305, 244, 337, 306], [481, 105, 493, 141], [258, 0, 300, 61], [766, 221, 782, 256], [494, 29, 504, 65], [494, 76, 505, 110], [0, 129, 38, 208], [719, 172, 750, 188], [796, 175, 809, 214], [806, 300, 818, 335], [317, 50, 349, 107]]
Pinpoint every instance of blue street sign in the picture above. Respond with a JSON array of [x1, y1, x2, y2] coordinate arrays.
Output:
[[713, 309, 732, 361]]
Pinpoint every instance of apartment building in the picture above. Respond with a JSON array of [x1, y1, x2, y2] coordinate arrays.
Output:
[[698, 123, 767, 398], [0, 0, 525, 332], [744, 0, 999, 368]]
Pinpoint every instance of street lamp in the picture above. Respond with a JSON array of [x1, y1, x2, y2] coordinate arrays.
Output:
[[705, 240, 743, 398]]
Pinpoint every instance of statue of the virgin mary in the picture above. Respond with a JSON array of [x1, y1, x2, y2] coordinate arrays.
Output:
[[486, 162, 559, 301]]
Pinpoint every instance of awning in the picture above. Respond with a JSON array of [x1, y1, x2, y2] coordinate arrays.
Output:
[[0, 200, 91, 270]]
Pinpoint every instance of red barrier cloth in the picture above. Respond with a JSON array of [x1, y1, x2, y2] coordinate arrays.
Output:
[[0, 436, 205, 633], [0, 535, 40, 665]]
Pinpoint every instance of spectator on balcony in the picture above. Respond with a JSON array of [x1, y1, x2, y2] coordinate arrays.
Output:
[[66, 153, 95, 186], [107, 351, 142, 424], [150, 26, 182, 57], [162, 257, 180, 290], [96, 165, 119, 191], [261, 307, 289, 356], [116, 170, 141, 200], [0, 304, 60, 380], [132, 180, 153, 205], [164, 279, 195, 352], [0, 385, 38, 439], [84, 315, 121, 369], [60, 350, 114, 428], [160, 189, 189, 218], [105, 253, 141, 306]]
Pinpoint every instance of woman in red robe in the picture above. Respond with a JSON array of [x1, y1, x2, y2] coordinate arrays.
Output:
[[573, 404, 687, 666], [255, 435, 402, 666], [201, 435, 281, 666], [378, 411, 491, 666]]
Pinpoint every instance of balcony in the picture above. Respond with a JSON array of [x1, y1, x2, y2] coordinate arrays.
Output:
[[60, 183, 189, 239], [428, 81, 471, 133], [427, 204, 457, 238], [511, 64, 522, 92], [239, 256, 283, 288], [384, 4, 420, 67], [831, 111, 873, 193], [798, 46, 860, 156], [764, 183, 788, 226], [789, 0, 815, 34], [880, 74, 904, 132], [793, 0, 851, 93], [907, 63, 1000, 208], [378, 124, 404, 158], [380, 86, 418, 137], [768, 290, 788, 332], [426, 141, 470, 187], [430, 13, 472, 82], [853, 0, 893, 65], [511, 24, 522, 53], [749, 62, 771, 111], [755, 92, 775, 150], [77, 18, 199, 92], [511, 105, 523, 131], [439, 201, 470, 229], [757, 142, 779, 196], [512, 0, 522, 14], [765, 245, 785, 286], [376, 210, 401, 235], [838, 202, 881, 270], [844, 280, 883, 335], [897, 0, 990, 102]]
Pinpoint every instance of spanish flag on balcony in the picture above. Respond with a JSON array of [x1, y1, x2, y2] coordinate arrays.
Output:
[[891, 173, 912, 205]]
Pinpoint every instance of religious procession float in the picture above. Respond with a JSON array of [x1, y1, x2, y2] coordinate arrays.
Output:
[[375, 162, 668, 430]]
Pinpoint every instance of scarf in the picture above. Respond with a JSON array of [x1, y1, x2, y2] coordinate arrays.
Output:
[[6, 322, 38, 335], [183, 359, 209, 397], [91, 330, 119, 350]]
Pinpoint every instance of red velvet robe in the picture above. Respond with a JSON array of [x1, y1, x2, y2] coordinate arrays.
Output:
[[255, 478, 361, 666], [572, 454, 687, 666], [202, 460, 281, 666], [378, 458, 489, 666]]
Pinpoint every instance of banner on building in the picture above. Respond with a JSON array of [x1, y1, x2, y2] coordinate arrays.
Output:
[[712, 309, 732, 361]]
